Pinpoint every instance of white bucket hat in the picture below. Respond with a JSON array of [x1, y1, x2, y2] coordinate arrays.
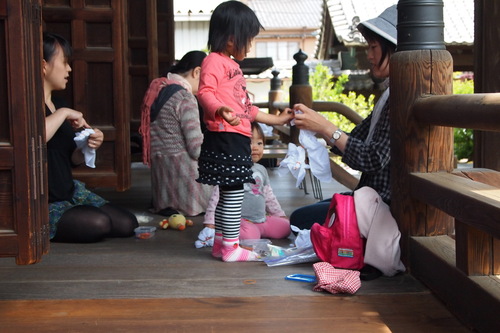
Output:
[[357, 5, 397, 46]]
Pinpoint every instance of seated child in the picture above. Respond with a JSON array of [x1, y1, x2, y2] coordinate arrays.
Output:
[[195, 122, 290, 248]]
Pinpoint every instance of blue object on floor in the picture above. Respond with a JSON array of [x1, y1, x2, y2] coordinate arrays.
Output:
[[285, 274, 317, 283]]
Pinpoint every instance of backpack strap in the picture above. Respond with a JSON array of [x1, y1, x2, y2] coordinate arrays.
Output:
[[150, 84, 185, 122]]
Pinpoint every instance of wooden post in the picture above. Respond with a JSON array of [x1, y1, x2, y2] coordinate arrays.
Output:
[[268, 69, 283, 115], [390, 0, 454, 265], [474, 0, 500, 171], [289, 49, 312, 144], [390, 49, 455, 265]]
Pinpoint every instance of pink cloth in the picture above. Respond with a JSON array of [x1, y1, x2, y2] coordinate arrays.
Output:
[[139, 77, 168, 166], [313, 262, 361, 295], [203, 167, 290, 240], [198, 52, 259, 137], [240, 216, 290, 240], [139, 74, 192, 166]]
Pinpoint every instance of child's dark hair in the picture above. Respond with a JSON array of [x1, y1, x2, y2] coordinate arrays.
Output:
[[43, 32, 72, 62], [208, 1, 263, 54], [164, 50, 207, 76], [357, 26, 395, 67], [251, 122, 265, 142]]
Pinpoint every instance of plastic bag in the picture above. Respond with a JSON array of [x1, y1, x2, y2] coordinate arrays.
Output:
[[263, 246, 318, 267], [240, 239, 272, 257]]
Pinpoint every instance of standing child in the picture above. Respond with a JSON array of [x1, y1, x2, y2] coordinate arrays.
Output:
[[196, 122, 291, 249], [196, 1, 293, 262]]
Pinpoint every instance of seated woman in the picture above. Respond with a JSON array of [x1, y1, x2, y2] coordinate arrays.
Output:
[[290, 5, 405, 280], [290, 5, 396, 231], [43, 32, 138, 243], [195, 122, 291, 249], [140, 51, 212, 217]]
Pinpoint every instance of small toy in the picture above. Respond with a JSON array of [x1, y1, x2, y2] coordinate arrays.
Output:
[[159, 214, 194, 231]]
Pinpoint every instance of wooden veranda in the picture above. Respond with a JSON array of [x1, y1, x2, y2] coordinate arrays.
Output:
[[0, 1, 499, 332]]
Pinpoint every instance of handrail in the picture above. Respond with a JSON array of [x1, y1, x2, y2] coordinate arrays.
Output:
[[255, 101, 363, 125], [413, 93, 500, 131], [254, 101, 288, 110], [311, 101, 364, 125]]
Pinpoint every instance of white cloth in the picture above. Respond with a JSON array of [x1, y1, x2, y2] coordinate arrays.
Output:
[[298, 129, 333, 183], [195, 226, 215, 248], [74, 128, 96, 168], [354, 186, 406, 276], [278, 143, 309, 187], [290, 225, 312, 248]]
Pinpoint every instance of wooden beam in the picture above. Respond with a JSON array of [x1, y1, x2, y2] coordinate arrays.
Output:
[[451, 167, 500, 186], [311, 101, 364, 125], [329, 157, 358, 190], [413, 93, 500, 132], [451, 168, 500, 275], [410, 172, 500, 239], [410, 236, 500, 333]]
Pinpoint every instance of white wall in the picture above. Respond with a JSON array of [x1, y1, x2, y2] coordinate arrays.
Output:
[[174, 21, 210, 60]]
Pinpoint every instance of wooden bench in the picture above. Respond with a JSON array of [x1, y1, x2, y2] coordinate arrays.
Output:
[[263, 144, 288, 159]]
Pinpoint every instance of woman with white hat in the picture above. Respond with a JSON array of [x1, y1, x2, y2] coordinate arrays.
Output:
[[291, 5, 396, 222], [290, 6, 401, 279]]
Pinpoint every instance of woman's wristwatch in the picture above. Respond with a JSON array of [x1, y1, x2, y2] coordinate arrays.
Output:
[[329, 129, 343, 144]]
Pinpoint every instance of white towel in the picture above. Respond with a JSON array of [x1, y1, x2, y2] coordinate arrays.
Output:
[[74, 128, 96, 168], [298, 129, 333, 183], [278, 143, 309, 187]]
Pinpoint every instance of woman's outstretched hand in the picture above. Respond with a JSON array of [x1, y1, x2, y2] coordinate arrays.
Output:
[[293, 103, 332, 134]]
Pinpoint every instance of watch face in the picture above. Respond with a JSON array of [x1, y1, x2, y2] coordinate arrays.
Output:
[[333, 130, 341, 140]]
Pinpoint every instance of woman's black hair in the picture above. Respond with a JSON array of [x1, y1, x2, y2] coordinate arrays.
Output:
[[251, 122, 265, 142], [43, 32, 72, 62], [357, 26, 396, 67], [207, 1, 263, 54], [165, 50, 207, 76]]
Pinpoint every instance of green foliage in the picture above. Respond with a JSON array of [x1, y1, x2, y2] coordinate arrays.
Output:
[[309, 65, 475, 161], [309, 64, 374, 133], [452, 74, 474, 161]]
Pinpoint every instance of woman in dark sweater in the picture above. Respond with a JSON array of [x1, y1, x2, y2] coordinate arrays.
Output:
[[43, 32, 138, 242]]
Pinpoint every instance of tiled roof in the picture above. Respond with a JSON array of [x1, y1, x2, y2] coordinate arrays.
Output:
[[173, 0, 221, 21], [326, 0, 474, 46], [174, 0, 323, 29], [443, 0, 474, 45], [248, 0, 323, 30]]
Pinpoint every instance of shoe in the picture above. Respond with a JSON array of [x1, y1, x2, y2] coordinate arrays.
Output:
[[360, 264, 382, 281]]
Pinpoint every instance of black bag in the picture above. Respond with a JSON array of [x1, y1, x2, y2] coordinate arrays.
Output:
[[150, 84, 185, 122]]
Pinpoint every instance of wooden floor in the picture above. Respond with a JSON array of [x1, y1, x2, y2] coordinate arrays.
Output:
[[0, 295, 471, 333], [0, 163, 472, 332]]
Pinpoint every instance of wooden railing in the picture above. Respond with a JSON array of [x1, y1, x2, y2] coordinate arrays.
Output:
[[390, 48, 500, 333], [410, 92, 500, 273], [405, 93, 500, 333]]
